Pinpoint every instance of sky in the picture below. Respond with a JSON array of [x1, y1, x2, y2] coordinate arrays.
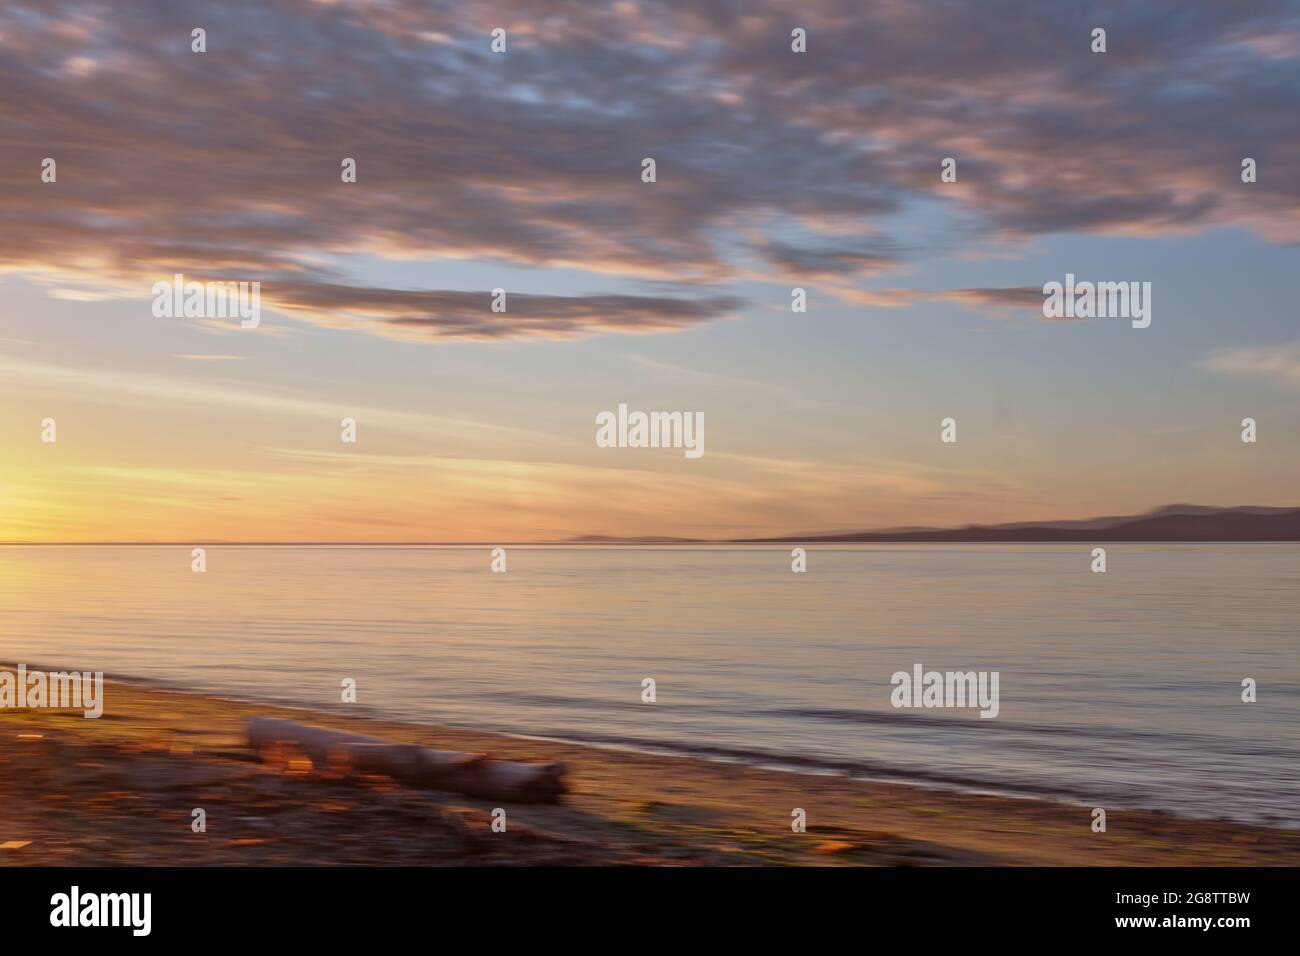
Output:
[[1, 0, 1298, 542]]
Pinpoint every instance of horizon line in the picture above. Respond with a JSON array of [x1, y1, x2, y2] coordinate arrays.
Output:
[[6, 504, 1297, 547]]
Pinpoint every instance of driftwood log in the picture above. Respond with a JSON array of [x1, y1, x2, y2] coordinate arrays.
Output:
[[247, 716, 567, 804]]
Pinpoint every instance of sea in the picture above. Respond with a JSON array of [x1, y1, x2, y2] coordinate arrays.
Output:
[[2, 543, 1296, 826]]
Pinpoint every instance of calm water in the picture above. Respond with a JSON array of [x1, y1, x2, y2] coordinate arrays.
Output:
[[2, 544, 1297, 826]]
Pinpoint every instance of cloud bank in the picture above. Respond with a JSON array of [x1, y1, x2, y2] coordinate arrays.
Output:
[[1, 0, 1296, 340]]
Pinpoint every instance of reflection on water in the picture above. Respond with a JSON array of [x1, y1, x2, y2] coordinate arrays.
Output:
[[2, 544, 1296, 826]]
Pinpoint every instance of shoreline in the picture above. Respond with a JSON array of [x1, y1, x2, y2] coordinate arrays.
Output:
[[14, 659, 1293, 831], [3, 668, 1297, 865], [6, 660, 1263, 828]]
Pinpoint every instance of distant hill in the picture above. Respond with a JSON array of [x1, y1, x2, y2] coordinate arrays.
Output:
[[740, 505, 1300, 543]]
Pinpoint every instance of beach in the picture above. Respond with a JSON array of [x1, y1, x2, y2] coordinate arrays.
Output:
[[2, 670, 1296, 867]]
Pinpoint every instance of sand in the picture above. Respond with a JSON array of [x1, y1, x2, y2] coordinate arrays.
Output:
[[2, 670, 1296, 866]]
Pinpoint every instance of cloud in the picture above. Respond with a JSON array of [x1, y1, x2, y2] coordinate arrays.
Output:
[[1203, 342, 1300, 390], [0, 354, 546, 445], [755, 238, 903, 279], [830, 286, 1059, 321], [1, 0, 1296, 344], [933, 286, 1079, 321], [268, 282, 744, 340], [937, 287, 1044, 310]]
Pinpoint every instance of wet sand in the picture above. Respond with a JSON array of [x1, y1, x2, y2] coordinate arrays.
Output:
[[2, 671, 1296, 866]]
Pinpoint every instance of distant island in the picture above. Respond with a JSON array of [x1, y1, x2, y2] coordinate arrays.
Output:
[[12, 505, 1299, 547], [568, 505, 1300, 544]]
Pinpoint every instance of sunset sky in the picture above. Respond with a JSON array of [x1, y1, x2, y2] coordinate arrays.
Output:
[[1, 0, 1298, 542]]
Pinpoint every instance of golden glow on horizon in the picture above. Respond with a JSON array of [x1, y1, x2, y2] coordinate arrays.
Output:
[[2, 348, 1296, 542]]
